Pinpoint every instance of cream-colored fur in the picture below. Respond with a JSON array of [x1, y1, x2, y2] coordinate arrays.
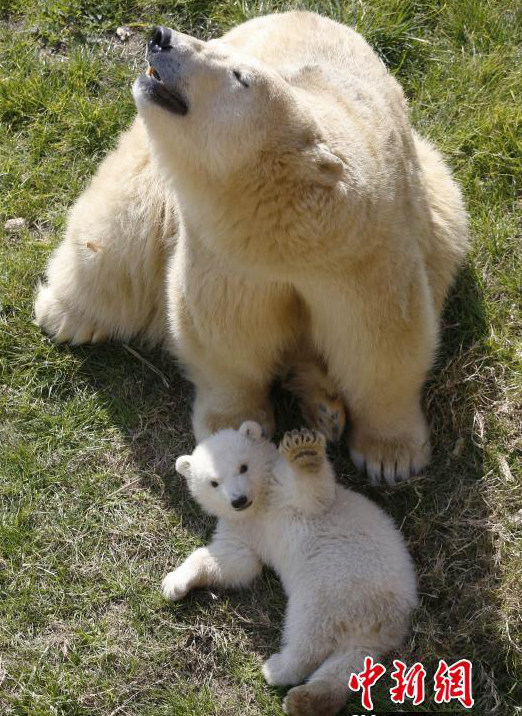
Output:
[[34, 11, 468, 482], [164, 423, 418, 715]]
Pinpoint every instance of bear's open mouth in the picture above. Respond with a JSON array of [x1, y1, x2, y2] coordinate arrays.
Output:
[[140, 64, 188, 115]]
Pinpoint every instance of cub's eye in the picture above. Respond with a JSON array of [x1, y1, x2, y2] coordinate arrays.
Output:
[[233, 70, 250, 88], [239, 464, 248, 474], [211, 480, 219, 488]]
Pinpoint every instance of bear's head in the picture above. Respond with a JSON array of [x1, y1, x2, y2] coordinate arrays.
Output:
[[175, 421, 278, 519], [132, 25, 345, 186]]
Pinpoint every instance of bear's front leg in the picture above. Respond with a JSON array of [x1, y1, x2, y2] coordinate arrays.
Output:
[[167, 237, 305, 440], [167, 249, 304, 440], [341, 355, 432, 485], [348, 392, 431, 485], [191, 377, 276, 442], [162, 538, 262, 601], [303, 270, 437, 484]]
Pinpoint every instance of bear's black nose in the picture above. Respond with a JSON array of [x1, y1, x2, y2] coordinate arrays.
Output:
[[150, 26, 172, 51], [231, 496, 249, 509]]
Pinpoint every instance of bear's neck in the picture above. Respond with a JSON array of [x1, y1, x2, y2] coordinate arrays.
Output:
[[172, 159, 349, 281]]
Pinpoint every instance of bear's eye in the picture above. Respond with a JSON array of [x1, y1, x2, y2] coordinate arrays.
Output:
[[211, 480, 219, 488], [233, 70, 250, 88], [239, 464, 248, 474]]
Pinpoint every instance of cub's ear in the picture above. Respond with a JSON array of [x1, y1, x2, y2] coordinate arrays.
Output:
[[301, 143, 345, 186], [239, 421, 264, 441], [175, 455, 192, 478]]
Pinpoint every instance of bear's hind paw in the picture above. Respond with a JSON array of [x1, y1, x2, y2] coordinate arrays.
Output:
[[34, 283, 108, 345]]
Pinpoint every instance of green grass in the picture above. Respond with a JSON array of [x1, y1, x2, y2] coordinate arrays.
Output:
[[1, 0, 521, 714]]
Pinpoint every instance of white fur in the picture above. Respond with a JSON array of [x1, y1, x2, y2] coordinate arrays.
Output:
[[163, 424, 418, 715], [34, 11, 469, 483]]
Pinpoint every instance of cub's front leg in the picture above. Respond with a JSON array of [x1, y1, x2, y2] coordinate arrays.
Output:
[[162, 532, 262, 601], [277, 428, 336, 514], [279, 428, 327, 472]]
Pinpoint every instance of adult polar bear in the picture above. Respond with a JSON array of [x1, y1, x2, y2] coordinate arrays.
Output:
[[34, 11, 468, 484]]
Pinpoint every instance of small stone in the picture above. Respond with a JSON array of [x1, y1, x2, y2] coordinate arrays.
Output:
[[4, 217, 27, 233], [509, 509, 522, 526], [452, 436, 465, 457], [498, 455, 513, 482], [39, 48, 68, 63], [116, 26, 132, 42]]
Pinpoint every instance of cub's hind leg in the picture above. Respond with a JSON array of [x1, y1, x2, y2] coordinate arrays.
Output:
[[262, 593, 331, 688]]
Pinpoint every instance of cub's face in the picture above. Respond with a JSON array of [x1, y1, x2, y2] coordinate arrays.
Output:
[[175, 423, 277, 520], [132, 26, 318, 178]]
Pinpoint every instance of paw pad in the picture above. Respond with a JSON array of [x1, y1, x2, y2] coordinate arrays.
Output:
[[279, 428, 326, 467]]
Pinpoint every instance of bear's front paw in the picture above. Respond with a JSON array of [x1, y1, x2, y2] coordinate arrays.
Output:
[[161, 570, 190, 602], [279, 428, 326, 471], [350, 426, 430, 485]]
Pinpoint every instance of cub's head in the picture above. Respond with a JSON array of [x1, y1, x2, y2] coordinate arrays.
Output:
[[175, 422, 277, 520], [132, 26, 344, 184]]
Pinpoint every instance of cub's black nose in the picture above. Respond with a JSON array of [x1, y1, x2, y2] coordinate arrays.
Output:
[[150, 26, 172, 51], [231, 496, 248, 509]]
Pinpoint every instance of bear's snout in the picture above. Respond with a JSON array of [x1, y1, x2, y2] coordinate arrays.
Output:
[[231, 495, 251, 510]]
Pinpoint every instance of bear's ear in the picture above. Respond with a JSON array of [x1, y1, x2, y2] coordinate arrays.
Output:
[[175, 455, 192, 478], [301, 143, 345, 187], [239, 421, 264, 441]]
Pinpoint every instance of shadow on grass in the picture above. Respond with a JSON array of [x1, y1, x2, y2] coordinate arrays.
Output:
[[66, 262, 512, 712]]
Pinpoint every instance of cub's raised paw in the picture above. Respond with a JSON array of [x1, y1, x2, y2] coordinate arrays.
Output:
[[279, 428, 326, 471], [161, 570, 189, 602]]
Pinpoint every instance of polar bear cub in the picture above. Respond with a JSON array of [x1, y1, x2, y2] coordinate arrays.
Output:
[[163, 423, 418, 715]]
